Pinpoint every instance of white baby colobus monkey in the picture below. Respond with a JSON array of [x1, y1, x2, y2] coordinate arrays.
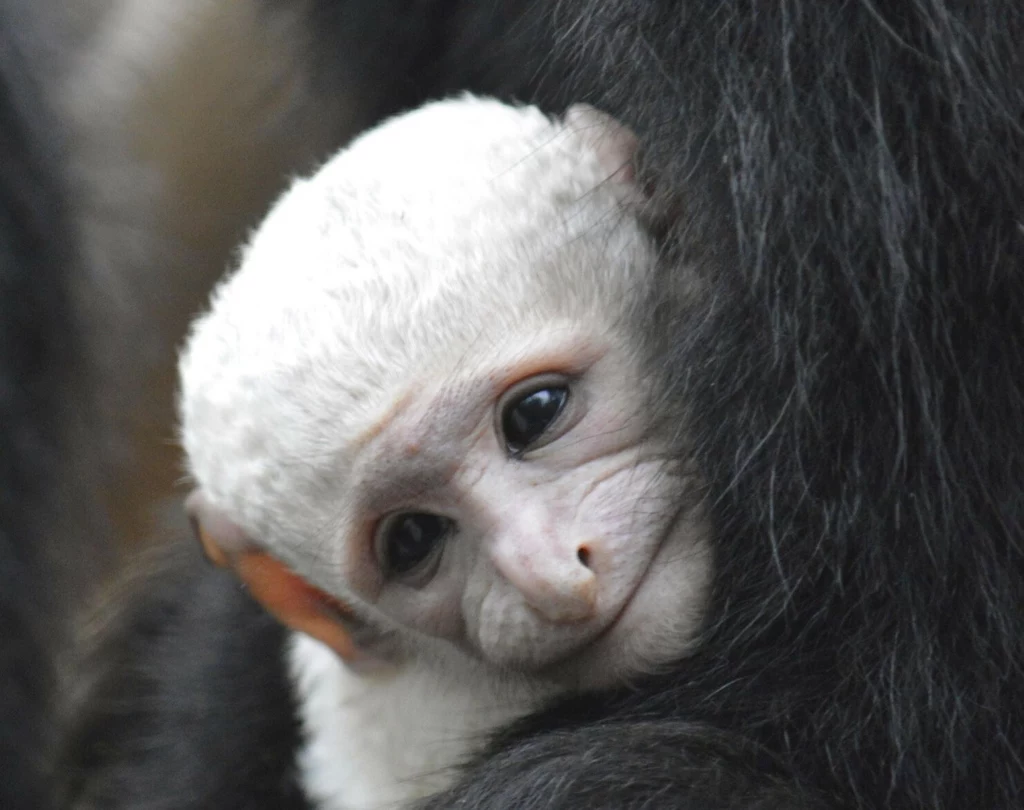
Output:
[[179, 95, 712, 809]]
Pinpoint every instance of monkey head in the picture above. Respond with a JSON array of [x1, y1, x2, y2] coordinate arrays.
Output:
[[180, 96, 711, 690]]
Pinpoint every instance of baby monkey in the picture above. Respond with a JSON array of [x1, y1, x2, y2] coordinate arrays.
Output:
[[180, 96, 711, 809]]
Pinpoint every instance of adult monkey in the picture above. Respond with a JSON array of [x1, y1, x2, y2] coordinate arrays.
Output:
[[61, 2, 1024, 810]]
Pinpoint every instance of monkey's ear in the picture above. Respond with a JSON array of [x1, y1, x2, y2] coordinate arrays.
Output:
[[185, 491, 388, 673], [185, 490, 249, 567], [564, 103, 638, 185]]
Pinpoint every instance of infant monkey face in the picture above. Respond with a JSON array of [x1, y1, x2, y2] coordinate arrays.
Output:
[[347, 330, 708, 683], [188, 328, 710, 688], [180, 97, 711, 689]]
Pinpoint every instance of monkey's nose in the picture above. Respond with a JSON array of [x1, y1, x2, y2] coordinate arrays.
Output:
[[491, 539, 598, 624]]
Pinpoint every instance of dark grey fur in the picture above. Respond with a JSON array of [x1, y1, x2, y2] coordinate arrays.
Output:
[[0, 8, 86, 809]]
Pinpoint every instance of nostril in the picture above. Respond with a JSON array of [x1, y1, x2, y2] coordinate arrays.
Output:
[[577, 545, 591, 568]]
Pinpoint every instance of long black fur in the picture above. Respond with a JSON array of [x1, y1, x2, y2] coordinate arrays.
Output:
[[60, 1, 1024, 809]]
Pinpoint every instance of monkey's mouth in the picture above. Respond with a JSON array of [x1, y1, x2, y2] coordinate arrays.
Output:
[[539, 538, 666, 681], [540, 500, 704, 690]]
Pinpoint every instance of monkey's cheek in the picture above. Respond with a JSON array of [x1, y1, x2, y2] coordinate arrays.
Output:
[[568, 459, 681, 591]]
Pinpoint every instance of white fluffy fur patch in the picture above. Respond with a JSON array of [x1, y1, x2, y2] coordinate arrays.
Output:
[[289, 632, 557, 810]]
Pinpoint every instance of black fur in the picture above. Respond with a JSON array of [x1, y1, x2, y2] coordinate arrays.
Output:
[[60, 1, 1024, 809], [62, 542, 308, 810], [0, 9, 80, 810], [421, 2, 1024, 808]]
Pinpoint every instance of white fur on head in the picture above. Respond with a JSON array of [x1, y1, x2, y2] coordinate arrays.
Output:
[[178, 95, 651, 564]]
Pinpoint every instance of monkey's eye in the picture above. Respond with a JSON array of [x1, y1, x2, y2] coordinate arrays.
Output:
[[498, 374, 571, 456], [374, 512, 452, 581]]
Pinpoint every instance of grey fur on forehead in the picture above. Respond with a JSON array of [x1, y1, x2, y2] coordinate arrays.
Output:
[[178, 95, 654, 546]]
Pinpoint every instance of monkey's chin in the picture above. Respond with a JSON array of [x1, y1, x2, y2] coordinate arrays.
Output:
[[543, 512, 712, 692]]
